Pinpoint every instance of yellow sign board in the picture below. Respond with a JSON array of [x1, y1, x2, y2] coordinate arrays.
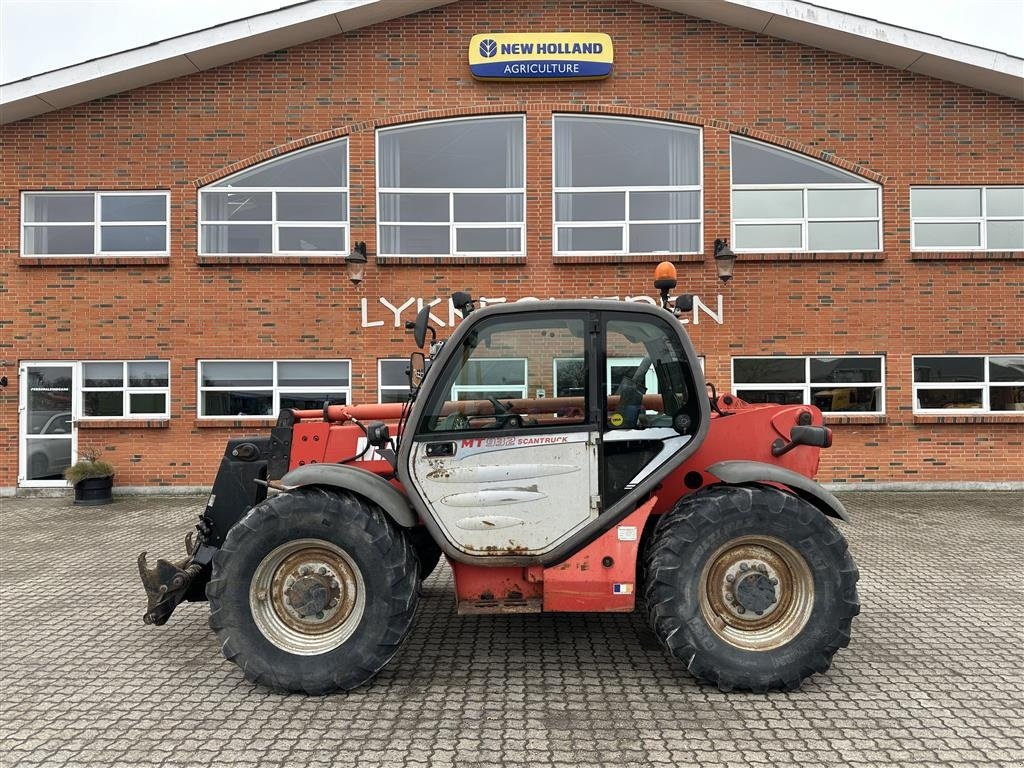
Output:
[[468, 33, 614, 80]]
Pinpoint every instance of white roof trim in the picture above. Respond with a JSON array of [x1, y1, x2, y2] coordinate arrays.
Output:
[[2, 0, 1020, 124]]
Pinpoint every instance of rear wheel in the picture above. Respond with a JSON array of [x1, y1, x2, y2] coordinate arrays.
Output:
[[645, 485, 859, 691], [406, 525, 443, 581], [207, 487, 419, 693]]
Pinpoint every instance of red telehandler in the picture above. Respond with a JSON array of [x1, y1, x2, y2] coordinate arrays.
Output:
[[139, 263, 859, 693]]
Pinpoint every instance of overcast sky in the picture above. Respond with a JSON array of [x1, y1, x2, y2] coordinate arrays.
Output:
[[1, 0, 1022, 84]]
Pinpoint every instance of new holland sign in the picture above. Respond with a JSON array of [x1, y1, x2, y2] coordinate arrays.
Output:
[[468, 33, 613, 80]]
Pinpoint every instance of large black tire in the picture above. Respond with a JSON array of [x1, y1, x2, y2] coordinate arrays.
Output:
[[645, 484, 859, 692], [207, 487, 419, 694], [405, 525, 444, 581]]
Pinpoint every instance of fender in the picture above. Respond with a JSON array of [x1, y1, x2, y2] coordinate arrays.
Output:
[[706, 460, 850, 522], [280, 464, 417, 528]]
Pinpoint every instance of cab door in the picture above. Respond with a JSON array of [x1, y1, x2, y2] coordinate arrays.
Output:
[[405, 311, 599, 557]]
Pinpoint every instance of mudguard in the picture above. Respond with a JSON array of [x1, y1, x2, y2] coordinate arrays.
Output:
[[706, 460, 850, 522], [280, 464, 417, 527]]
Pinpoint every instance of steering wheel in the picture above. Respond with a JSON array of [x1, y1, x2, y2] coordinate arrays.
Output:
[[487, 396, 528, 429], [439, 411, 470, 431]]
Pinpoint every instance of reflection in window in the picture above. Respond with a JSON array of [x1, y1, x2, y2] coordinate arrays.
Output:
[[80, 360, 170, 418], [913, 355, 1024, 413], [554, 116, 701, 254], [732, 356, 885, 414], [199, 139, 348, 255], [730, 137, 881, 253], [22, 192, 169, 256], [199, 360, 350, 418], [378, 117, 525, 256], [378, 359, 411, 404], [910, 187, 1023, 251]]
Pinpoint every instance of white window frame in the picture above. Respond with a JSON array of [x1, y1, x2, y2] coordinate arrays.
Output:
[[376, 115, 527, 258], [729, 138, 882, 254], [450, 358, 528, 401], [731, 355, 886, 416], [552, 115, 703, 257], [197, 359, 352, 420], [910, 186, 1024, 252], [197, 138, 349, 257], [378, 359, 411, 403], [912, 355, 1024, 414], [21, 191, 170, 257], [79, 360, 171, 420]]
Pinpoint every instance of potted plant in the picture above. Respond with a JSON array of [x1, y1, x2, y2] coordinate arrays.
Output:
[[64, 450, 115, 506]]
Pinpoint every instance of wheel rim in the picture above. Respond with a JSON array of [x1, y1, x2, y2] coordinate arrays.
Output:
[[249, 538, 366, 656], [698, 535, 814, 651]]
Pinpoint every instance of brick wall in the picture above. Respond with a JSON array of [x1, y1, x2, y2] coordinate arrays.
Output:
[[2, 0, 1022, 487]]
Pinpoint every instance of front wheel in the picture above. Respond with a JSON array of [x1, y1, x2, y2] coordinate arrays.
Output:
[[645, 485, 859, 691], [207, 487, 419, 694]]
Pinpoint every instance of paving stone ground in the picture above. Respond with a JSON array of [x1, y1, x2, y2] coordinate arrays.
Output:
[[1, 491, 1023, 768]]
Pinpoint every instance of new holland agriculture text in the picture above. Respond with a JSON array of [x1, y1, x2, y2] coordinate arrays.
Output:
[[468, 33, 614, 80]]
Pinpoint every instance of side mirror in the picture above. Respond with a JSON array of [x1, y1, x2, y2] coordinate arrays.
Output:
[[408, 351, 426, 388], [412, 306, 433, 349], [675, 294, 693, 313]]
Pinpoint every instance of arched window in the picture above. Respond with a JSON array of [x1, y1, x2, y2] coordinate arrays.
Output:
[[730, 137, 881, 253], [199, 138, 348, 255], [377, 116, 525, 257], [554, 116, 702, 255]]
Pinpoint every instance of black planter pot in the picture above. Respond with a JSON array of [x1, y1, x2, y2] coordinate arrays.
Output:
[[73, 475, 114, 506]]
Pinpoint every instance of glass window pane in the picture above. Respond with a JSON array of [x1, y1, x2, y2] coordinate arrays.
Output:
[[989, 356, 1024, 382], [380, 389, 409, 404], [986, 220, 1024, 250], [914, 222, 981, 248], [129, 392, 167, 415], [83, 391, 123, 417], [736, 389, 805, 405], [83, 362, 123, 387], [276, 192, 346, 222], [455, 227, 521, 253], [214, 140, 347, 188], [986, 187, 1024, 217], [379, 117, 523, 188], [379, 225, 449, 255], [280, 392, 349, 410], [24, 193, 93, 222], [26, 437, 72, 480], [202, 361, 273, 387], [100, 195, 165, 222], [810, 357, 881, 383], [379, 193, 449, 223], [202, 391, 274, 417], [807, 221, 878, 251], [629, 223, 699, 253], [734, 358, 805, 384], [733, 190, 803, 220], [734, 223, 802, 250], [279, 226, 345, 252], [555, 358, 586, 398], [630, 191, 699, 221], [26, 367, 73, 434], [100, 225, 166, 252], [201, 224, 272, 254], [278, 361, 349, 387], [453, 389, 525, 402], [555, 192, 624, 222], [453, 193, 523, 222], [807, 189, 878, 218], [201, 192, 271, 221], [554, 117, 700, 187], [916, 388, 983, 410], [557, 226, 622, 252], [913, 357, 984, 383], [23, 225, 94, 255], [458, 359, 526, 386], [731, 137, 866, 184], [811, 386, 880, 412], [990, 386, 1024, 411], [380, 359, 410, 387], [911, 187, 981, 218], [128, 361, 169, 387]]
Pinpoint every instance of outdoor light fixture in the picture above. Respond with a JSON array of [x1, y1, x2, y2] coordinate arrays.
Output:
[[346, 241, 367, 285], [713, 238, 736, 283]]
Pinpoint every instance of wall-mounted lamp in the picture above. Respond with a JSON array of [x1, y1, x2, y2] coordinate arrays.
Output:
[[713, 238, 736, 283], [346, 241, 367, 285], [0, 376, 7, 388]]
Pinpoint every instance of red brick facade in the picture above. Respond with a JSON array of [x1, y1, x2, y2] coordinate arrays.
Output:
[[2, 0, 1022, 488]]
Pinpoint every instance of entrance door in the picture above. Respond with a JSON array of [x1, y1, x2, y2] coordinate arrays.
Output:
[[20, 363, 76, 486]]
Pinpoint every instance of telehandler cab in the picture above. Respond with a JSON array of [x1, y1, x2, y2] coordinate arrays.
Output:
[[139, 263, 859, 694]]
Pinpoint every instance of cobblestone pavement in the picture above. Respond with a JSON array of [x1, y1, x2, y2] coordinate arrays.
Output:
[[1, 491, 1023, 768]]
